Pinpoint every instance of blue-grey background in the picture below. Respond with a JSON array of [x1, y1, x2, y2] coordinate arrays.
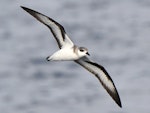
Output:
[[0, 0, 150, 113]]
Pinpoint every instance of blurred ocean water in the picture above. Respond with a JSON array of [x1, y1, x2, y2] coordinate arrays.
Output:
[[0, 0, 150, 113]]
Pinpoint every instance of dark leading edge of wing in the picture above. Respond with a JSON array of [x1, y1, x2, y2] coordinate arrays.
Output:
[[21, 6, 67, 49], [75, 57, 122, 107]]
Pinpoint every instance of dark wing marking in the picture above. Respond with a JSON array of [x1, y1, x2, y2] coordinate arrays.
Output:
[[21, 6, 74, 49], [75, 57, 122, 107]]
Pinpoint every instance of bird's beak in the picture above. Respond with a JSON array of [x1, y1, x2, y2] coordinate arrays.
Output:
[[86, 52, 90, 56]]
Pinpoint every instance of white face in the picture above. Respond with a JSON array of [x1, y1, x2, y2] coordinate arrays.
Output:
[[78, 47, 90, 57]]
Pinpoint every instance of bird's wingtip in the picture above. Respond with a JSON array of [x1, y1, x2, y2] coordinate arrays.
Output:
[[20, 6, 25, 9], [113, 90, 122, 108], [118, 100, 122, 108]]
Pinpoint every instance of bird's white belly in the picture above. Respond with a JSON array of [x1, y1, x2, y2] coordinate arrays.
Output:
[[50, 48, 78, 61]]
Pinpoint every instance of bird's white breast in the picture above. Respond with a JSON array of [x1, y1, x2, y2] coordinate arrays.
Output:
[[50, 47, 79, 61]]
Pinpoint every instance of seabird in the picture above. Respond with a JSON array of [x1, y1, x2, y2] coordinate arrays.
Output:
[[21, 6, 122, 107]]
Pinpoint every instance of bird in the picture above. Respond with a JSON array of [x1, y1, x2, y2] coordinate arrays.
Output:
[[21, 6, 122, 107]]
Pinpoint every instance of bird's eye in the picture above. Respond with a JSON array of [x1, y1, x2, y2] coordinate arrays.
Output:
[[80, 49, 84, 52]]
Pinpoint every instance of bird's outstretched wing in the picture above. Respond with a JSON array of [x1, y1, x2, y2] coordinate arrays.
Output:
[[75, 57, 122, 107], [21, 6, 74, 49]]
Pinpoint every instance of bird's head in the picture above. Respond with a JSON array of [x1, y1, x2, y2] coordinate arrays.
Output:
[[78, 47, 90, 58]]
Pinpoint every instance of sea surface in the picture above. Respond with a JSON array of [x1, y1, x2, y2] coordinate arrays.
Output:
[[0, 0, 150, 113]]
